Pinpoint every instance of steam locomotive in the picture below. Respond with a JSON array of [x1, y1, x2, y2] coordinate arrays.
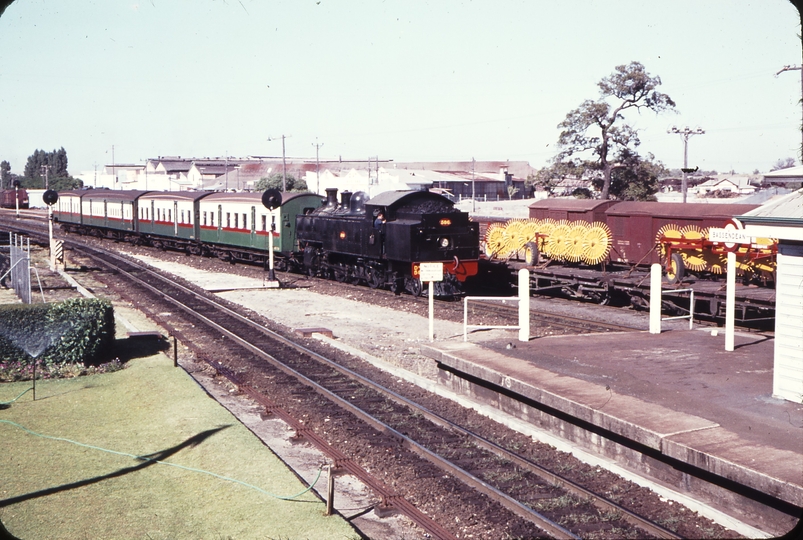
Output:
[[298, 188, 480, 295], [52, 187, 480, 296]]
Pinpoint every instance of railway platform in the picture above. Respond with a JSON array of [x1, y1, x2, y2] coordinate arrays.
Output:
[[422, 327, 803, 535]]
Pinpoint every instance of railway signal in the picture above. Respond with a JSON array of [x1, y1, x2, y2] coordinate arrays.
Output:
[[261, 189, 283, 288], [43, 189, 59, 270]]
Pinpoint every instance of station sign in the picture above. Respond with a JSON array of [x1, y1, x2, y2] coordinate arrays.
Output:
[[709, 227, 752, 245], [418, 262, 444, 282]]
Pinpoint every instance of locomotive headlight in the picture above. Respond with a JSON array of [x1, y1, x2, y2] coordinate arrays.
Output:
[[439, 218, 452, 227], [439, 237, 450, 248]]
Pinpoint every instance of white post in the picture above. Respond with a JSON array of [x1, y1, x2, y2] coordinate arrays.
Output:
[[48, 206, 55, 271], [725, 251, 736, 351], [428, 280, 435, 342], [518, 268, 529, 342], [463, 297, 468, 342], [649, 264, 662, 334]]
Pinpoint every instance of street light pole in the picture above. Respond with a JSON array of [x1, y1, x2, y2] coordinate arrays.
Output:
[[668, 126, 705, 203]]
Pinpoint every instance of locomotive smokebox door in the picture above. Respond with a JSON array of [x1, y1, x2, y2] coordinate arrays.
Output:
[[261, 189, 283, 210]]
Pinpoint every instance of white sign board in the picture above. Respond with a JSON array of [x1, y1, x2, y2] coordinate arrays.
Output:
[[418, 262, 444, 282], [709, 227, 752, 245]]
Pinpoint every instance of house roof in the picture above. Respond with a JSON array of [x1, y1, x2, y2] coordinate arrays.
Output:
[[740, 188, 803, 222], [762, 166, 803, 180]]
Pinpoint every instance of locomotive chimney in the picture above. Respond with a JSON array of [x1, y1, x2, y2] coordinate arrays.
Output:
[[324, 187, 339, 210], [340, 190, 353, 208]]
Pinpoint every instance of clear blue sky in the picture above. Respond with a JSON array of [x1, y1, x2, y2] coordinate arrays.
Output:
[[0, 0, 800, 177]]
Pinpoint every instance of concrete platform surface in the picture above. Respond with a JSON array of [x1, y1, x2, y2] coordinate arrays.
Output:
[[423, 328, 803, 509]]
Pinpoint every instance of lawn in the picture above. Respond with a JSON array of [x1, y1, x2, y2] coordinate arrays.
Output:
[[0, 350, 360, 539]]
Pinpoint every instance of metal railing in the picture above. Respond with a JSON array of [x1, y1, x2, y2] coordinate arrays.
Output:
[[661, 288, 695, 330]]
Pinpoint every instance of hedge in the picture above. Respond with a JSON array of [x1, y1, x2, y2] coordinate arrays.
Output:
[[0, 298, 115, 369]]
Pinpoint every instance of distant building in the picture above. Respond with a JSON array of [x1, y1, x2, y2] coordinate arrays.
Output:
[[694, 175, 757, 195], [75, 157, 535, 199]]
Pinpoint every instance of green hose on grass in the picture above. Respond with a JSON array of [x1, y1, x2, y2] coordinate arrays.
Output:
[[0, 419, 322, 501], [0, 387, 33, 409]]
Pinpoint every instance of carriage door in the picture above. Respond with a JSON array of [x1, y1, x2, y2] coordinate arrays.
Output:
[[174, 201, 179, 235], [103, 200, 108, 228], [250, 206, 257, 247], [150, 201, 155, 228], [217, 205, 223, 242], [121, 201, 127, 230]]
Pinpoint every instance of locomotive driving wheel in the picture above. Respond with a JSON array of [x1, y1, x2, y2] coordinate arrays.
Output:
[[367, 266, 384, 289], [406, 277, 423, 297]]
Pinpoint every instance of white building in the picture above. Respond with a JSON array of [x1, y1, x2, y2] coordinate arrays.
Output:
[[739, 189, 803, 403]]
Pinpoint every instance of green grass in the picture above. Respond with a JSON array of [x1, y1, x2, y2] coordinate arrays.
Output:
[[0, 353, 360, 539]]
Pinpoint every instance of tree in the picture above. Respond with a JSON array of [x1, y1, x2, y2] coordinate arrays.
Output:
[[21, 147, 78, 189], [555, 62, 676, 199], [528, 160, 584, 196], [770, 157, 797, 171], [0, 161, 10, 189], [601, 150, 665, 201], [254, 173, 307, 192]]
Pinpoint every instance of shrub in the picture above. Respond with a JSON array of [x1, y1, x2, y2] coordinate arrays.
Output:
[[0, 298, 115, 377]]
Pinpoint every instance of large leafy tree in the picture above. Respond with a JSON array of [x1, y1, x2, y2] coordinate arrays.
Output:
[[555, 61, 676, 199], [19, 147, 82, 190], [603, 150, 666, 201], [254, 173, 307, 192], [0, 160, 11, 189]]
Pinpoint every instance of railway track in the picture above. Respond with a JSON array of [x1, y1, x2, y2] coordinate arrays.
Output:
[[0, 213, 759, 537], [51, 237, 694, 538]]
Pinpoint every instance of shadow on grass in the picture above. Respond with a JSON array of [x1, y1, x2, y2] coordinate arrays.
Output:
[[110, 335, 171, 364], [0, 425, 231, 509]]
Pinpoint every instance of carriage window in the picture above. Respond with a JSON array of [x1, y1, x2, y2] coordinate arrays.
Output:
[[203, 211, 207, 226], [210, 213, 214, 227], [168, 209, 172, 222], [234, 214, 239, 229], [261, 215, 266, 231], [226, 213, 230, 228], [242, 213, 247, 230]]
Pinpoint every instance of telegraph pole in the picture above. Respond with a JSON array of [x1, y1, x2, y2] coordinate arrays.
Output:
[[471, 158, 476, 212], [312, 138, 324, 195], [776, 64, 803, 161], [668, 126, 705, 203], [268, 135, 291, 191]]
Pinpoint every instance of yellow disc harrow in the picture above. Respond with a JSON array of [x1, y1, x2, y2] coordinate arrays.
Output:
[[680, 225, 708, 272], [705, 252, 727, 274], [521, 219, 540, 245], [582, 222, 612, 265], [564, 222, 588, 263], [545, 221, 571, 260], [484, 223, 506, 258], [655, 224, 683, 259], [503, 219, 529, 256]]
